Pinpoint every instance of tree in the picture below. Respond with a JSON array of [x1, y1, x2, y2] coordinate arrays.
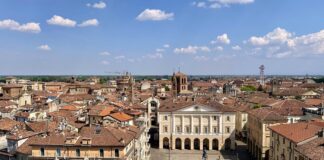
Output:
[[240, 85, 257, 92]]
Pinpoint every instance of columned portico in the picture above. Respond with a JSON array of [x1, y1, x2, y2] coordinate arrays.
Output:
[[159, 102, 236, 151]]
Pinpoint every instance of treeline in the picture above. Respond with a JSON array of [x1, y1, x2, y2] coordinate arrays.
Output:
[[313, 77, 324, 83]]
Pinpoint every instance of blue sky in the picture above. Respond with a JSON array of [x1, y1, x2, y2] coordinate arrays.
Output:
[[1, 0, 324, 75]]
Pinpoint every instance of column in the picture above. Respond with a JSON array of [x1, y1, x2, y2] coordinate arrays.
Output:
[[199, 139, 203, 151], [171, 137, 175, 150], [219, 115, 222, 133], [209, 139, 213, 150], [190, 139, 194, 150], [209, 115, 212, 134], [172, 114, 175, 133], [181, 116, 184, 134], [200, 115, 203, 134], [191, 115, 193, 134], [181, 139, 184, 150]]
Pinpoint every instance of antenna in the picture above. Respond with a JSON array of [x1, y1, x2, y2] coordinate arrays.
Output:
[[259, 65, 265, 86]]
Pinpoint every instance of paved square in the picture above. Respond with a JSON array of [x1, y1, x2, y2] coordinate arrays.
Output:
[[150, 148, 238, 160]]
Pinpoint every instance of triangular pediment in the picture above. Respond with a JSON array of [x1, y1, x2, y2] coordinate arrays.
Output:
[[177, 104, 218, 112]]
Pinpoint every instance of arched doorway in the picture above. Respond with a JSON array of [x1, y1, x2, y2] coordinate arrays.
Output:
[[212, 139, 219, 150], [175, 138, 182, 149], [194, 138, 200, 150], [163, 137, 169, 149], [184, 138, 191, 150], [203, 139, 209, 150], [225, 138, 231, 150]]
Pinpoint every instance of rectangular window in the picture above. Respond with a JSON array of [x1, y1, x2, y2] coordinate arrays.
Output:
[[56, 148, 61, 157], [213, 126, 218, 133], [163, 126, 168, 133], [40, 148, 45, 156], [185, 126, 190, 133], [195, 126, 199, 133], [176, 126, 181, 133], [115, 149, 119, 157], [226, 126, 230, 133], [99, 148, 104, 157], [213, 116, 217, 121], [283, 137, 285, 144], [76, 149, 80, 157], [164, 116, 168, 121], [204, 126, 208, 133]]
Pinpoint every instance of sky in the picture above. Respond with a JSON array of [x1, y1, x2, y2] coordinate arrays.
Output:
[[1, 0, 324, 75]]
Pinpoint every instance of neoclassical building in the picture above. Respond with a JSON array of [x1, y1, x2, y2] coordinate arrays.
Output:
[[158, 97, 236, 151]]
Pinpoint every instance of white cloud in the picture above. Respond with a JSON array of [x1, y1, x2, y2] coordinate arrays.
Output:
[[209, 3, 222, 9], [87, 1, 106, 9], [37, 44, 51, 51], [174, 45, 210, 54], [215, 46, 224, 51], [249, 36, 269, 46], [0, 19, 41, 33], [114, 55, 125, 60], [47, 15, 76, 27], [156, 48, 165, 52], [136, 9, 174, 21], [215, 0, 254, 5], [246, 27, 324, 58], [249, 27, 292, 46], [163, 44, 170, 48], [99, 51, 111, 56], [146, 52, 163, 59], [78, 19, 99, 27], [211, 33, 230, 44], [194, 56, 209, 61], [232, 45, 241, 50], [193, 0, 254, 9], [196, 2, 207, 8], [101, 60, 109, 65]]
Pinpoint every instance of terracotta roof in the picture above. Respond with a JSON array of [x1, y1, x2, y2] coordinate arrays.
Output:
[[1, 84, 23, 88], [99, 106, 115, 117], [270, 99, 311, 116], [248, 107, 287, 122], [59, 94, 95, 103], [0, 118, 24, 132], [159, 97, 236, 112], [295, 137, 324, 159], [274, 88, 308, 96], [269, 122, 322, 143], [26, 121, 58, 133], [60, 105, 79, 111], [30, 125, 140, 147], [109, 112, 133, 122], [7, 130, 39, 140], [304, 99, 323, 106]]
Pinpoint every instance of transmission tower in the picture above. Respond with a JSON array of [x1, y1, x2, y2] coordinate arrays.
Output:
[[259, 65, 265, 85]]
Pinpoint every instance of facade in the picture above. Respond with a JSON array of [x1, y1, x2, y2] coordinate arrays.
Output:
[[247, 107, 287, 160], [29, 125, 150, 160], [235, 104, 250, 140], [269, 122, 323, 160], [158, 98, 236, 151]]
